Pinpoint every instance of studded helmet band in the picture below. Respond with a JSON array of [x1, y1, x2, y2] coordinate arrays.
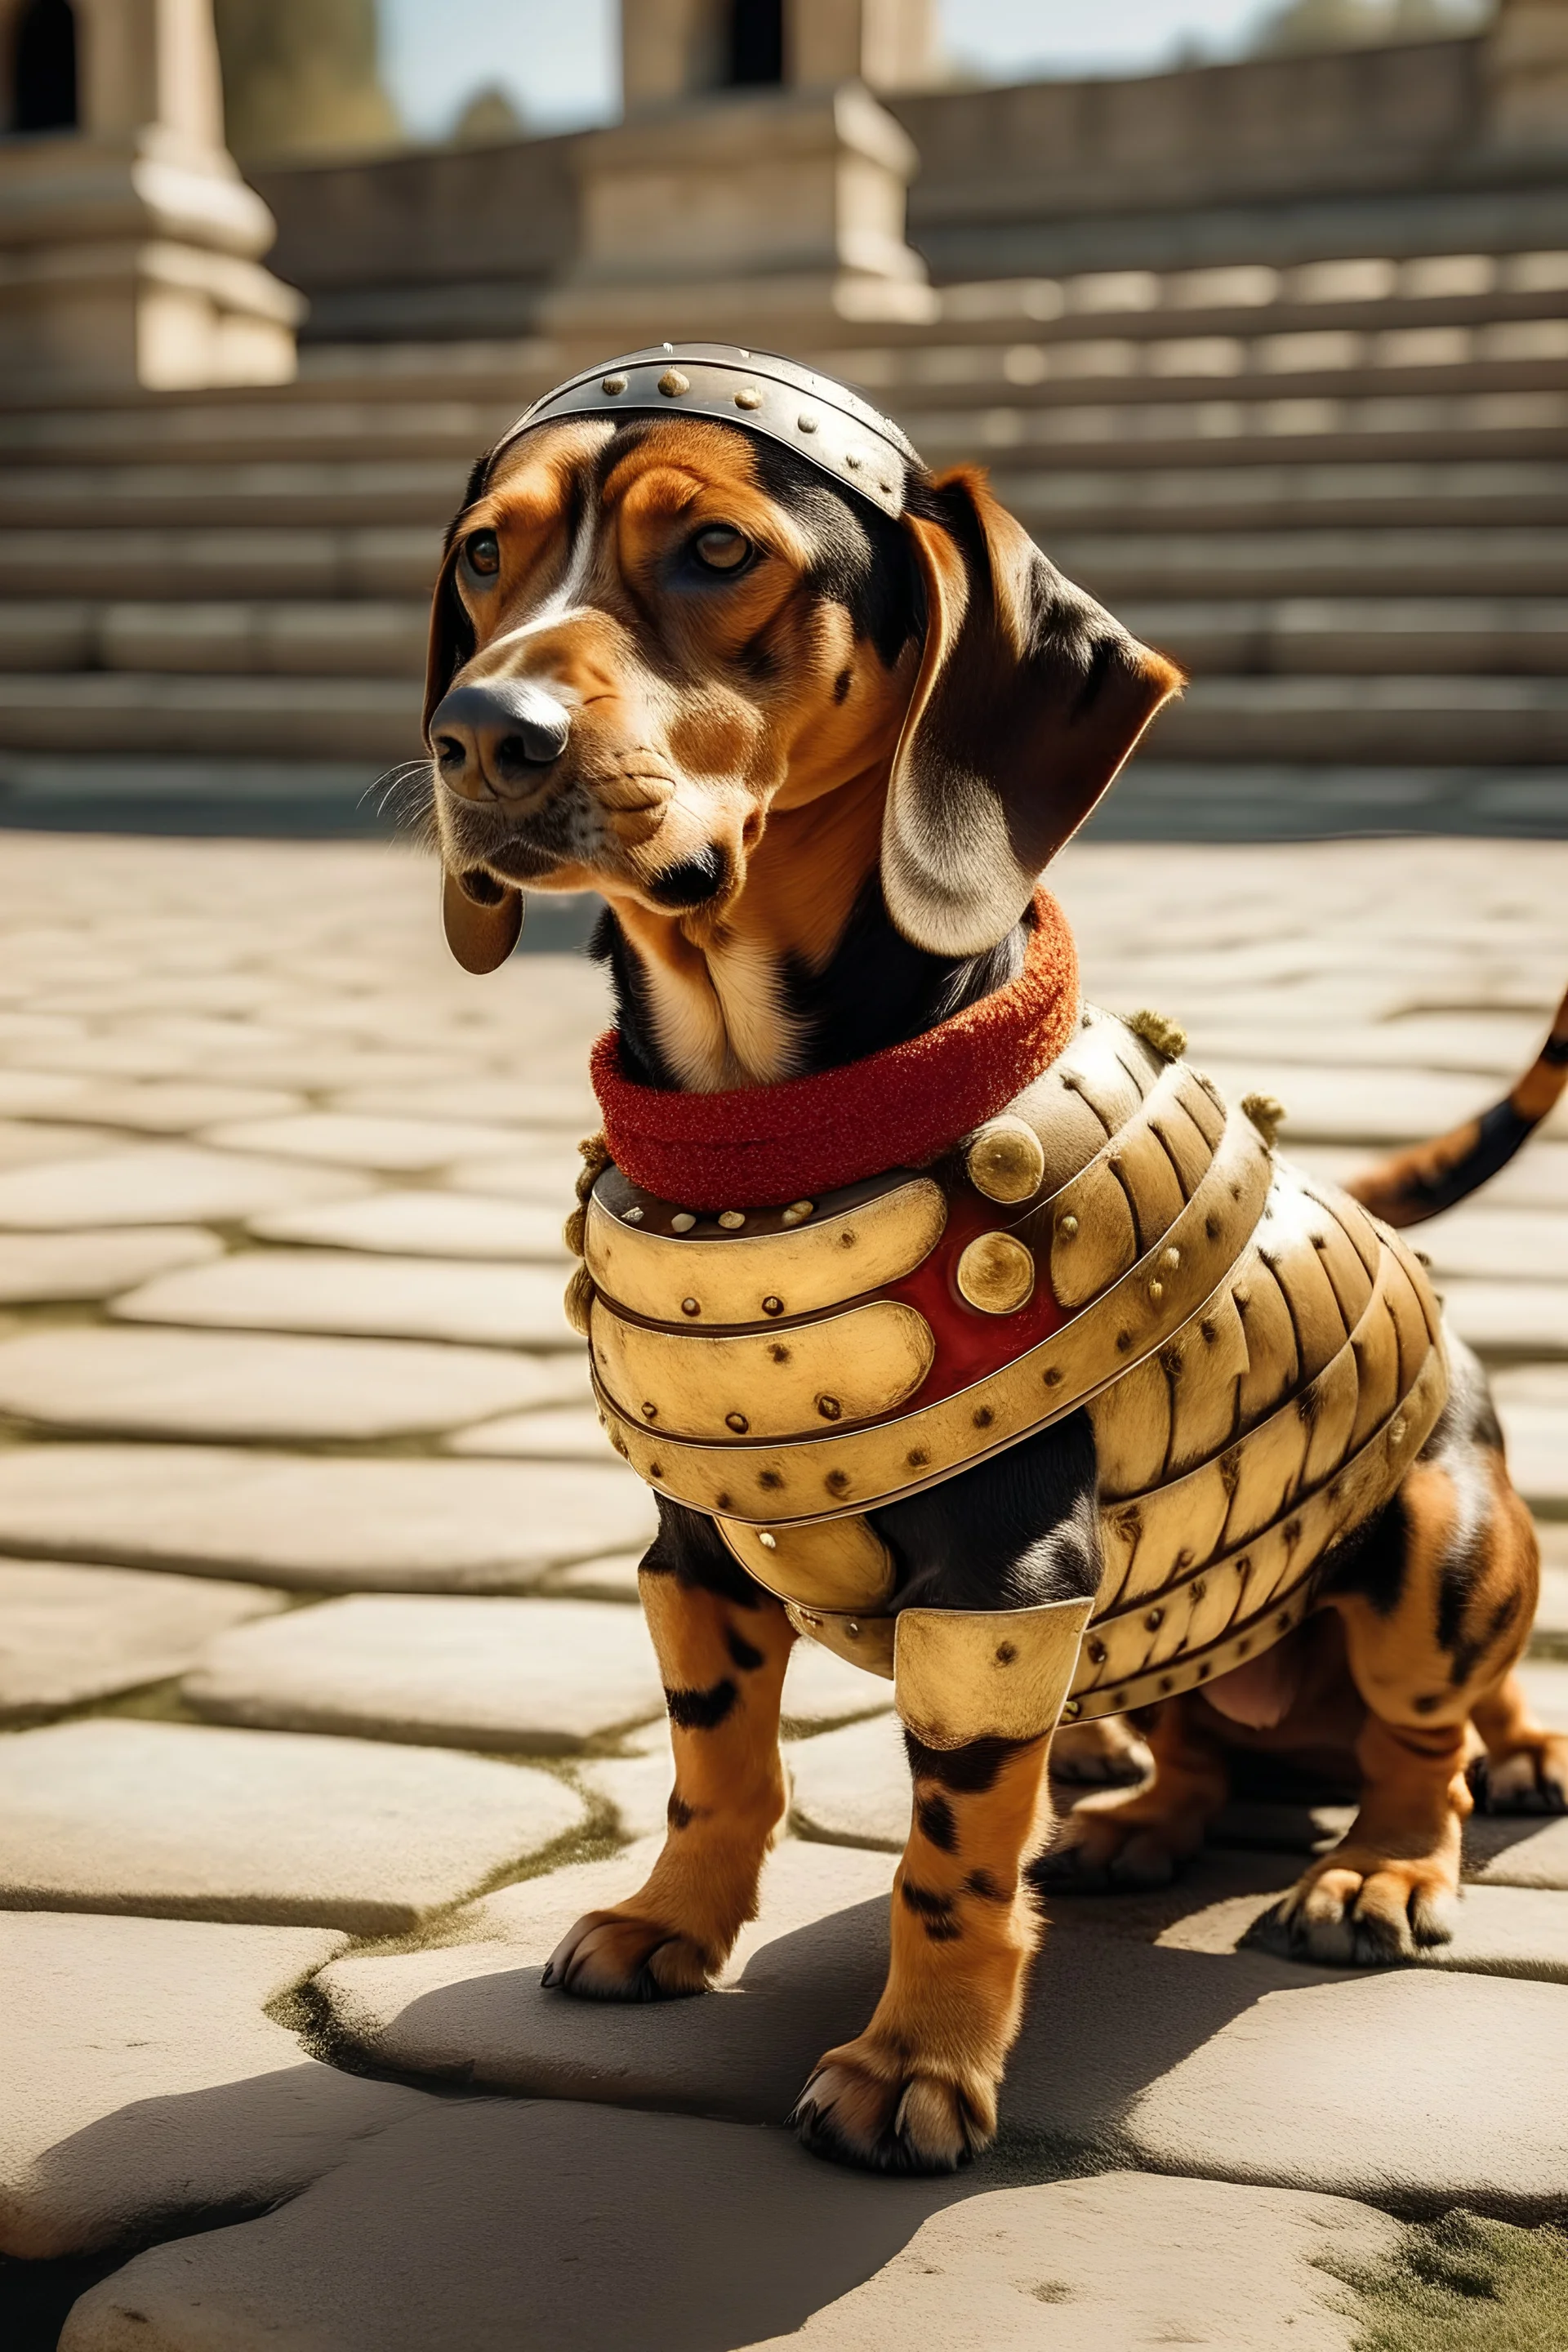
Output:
[[488, 342, 917, 520]]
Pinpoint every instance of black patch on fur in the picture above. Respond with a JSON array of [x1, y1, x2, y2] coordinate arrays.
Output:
[[901, 1881, 962, 1942], [666, 1678, 738, 1731], [875, 1410, 1102, 1615], [833, 666, 852, 703], [915, 1792, 957, 1852], [902, 1731, 1036, 1795], [638, 1499, 772, 1606], [964, 1868, 1010, 1902], [667, 1793, 697, 1829], [725, 1626, 766, 1673]]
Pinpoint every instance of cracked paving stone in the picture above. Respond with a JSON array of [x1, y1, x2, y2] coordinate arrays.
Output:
[[787, 1713, 911, 1851], [0, 1718, 586, 1934], [0, 1445, 657, 1592], [249, 1188, 569, 1262], [0, 1145, 369, 1229], [0, 1559, 285, 1722], [0, 1910, 419, 2259], [59, 2116, 1400, 2352], [114, 1247, 582, 1350], [0, 1325, 583, 1442], [185, 1594, 666, 1754], [0, 1225, 220, 1303]]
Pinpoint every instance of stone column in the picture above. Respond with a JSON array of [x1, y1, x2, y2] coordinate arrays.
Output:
[[0, 0, 302, 390], [1486, 0, 1568, 148], [543, 0, 938, 364]]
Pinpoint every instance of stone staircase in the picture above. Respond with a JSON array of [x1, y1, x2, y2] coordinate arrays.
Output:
[[2, 239, 1566, 839]]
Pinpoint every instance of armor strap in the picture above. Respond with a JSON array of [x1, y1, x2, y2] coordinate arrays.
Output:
[[893, 1596, 1095, 1749]]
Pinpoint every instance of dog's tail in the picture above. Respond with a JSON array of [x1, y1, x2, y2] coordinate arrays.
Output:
[[1344, 982, 1568, 1229]]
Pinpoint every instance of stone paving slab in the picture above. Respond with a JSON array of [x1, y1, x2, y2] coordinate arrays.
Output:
[[1441, 1278, 1568, 1362], [540, 1550, 644, 1601], [783, 1643, 896, 1735], [1465, 1814, 1568, 1890], [0, 1719, 586, 1934], [448, 1405, 613, 1459], [37, 1081, 306, 1134], [1517, 1659, 1568, 1726], [1, 1910, 418, 2259], [1493, 1370, 1568, 1514], [60, 2114, 1398, 2352], [787, 1713, 910, 1851], [1200, 1061, 1510, 1147], [0, 1560, 285, 1722], [1120, 1970, 1568, 2212], [0, 1225, 219, 1303], [0, 1120, 117, 1169], [186, 1595, 666, 1754], [249, 1187, 568, 1261], [311, 1838, 1568, 2208], [443, 1149, 590, 1204], [331, 1080, 597, 1129], [0, 1145, 368, 1228], [0, 1444, 657, 1591], [1423, 1207, 1568, 1282], [201, 1111, 535, 1171], [114, 1247, 581, 1350], [0, 1325, 580, 1442]]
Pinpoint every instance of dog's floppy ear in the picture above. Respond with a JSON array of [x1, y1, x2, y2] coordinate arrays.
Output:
[[884, 470, 1183, 956], [425, 477, 524, 974]]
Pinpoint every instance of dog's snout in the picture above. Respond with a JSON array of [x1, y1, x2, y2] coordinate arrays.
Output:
[[430, 680, 571, 798]]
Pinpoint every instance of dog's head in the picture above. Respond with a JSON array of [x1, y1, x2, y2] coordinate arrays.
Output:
[[425, 350, 1180, 974]]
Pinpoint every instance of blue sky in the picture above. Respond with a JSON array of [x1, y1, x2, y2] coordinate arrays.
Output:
[[377, 1, 1279, 140]]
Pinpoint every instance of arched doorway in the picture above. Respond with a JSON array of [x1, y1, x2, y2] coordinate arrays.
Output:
[[13, 0, 78, 132], [725, 0, 784, 87]]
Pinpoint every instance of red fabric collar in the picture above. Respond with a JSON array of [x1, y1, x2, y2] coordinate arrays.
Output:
[[590, 891, 1079, 1210]]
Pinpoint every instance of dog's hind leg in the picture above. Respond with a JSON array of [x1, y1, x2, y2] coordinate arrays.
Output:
[[1254, 1345, 1546, 1965], [1470, 1668, 1568, 1815], [1033, 1690, 1231, 1889], [545, 1503, 794, 2000]]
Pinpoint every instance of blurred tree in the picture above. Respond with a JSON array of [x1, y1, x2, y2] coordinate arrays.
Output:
[[451, 83, 528, 145], [1251, 0, 1488, 50], [213, 0, 402, 158]]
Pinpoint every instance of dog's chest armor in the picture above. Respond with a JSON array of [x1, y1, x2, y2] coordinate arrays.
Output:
[[586, 1009, 1447, 1717]]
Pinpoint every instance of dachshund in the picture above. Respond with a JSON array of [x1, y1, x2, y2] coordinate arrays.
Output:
[[418, 356, 1566, 2176]]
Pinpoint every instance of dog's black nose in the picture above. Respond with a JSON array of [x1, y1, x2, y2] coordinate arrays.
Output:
[[430, 680, 571, 798]]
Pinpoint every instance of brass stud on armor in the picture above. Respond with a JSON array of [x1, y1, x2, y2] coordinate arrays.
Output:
[[680, 1297, 700, 1316], [816, 1394, 843, 1421], [671, 1213, 696, 1232], [798, 408, 819, 432], [622, 1205, 644, 1223], [782, 1200, 814, 1225], [641, 1401, 658, 1420], [1058, 1214, 1079, 1240], [734, 386, 762, 409], [658, 368, 690, 396], [719, 1211, 746, 1230], [725, 1411, 749, 1433], [1162, 1245, 1181, 1270], [956, 1232, 1036, 1315], [601, 373, 627, 394], [762, 1296, 784, 1316], [758, 1531, 777, 1549], [1145, 1608, 1164, 1630], [966, 1116, 1045, 1204]]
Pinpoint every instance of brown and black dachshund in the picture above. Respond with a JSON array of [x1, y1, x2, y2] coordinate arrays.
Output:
[[419, 384, 1566, 2175]]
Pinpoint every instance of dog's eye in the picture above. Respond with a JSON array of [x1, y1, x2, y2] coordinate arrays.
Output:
[[692, 526, 751, 574], [464, 531, 501, 578]]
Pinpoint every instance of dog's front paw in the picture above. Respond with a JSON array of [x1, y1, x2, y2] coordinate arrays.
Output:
[[1469, 1734, 1568, 1816], [1031, 1802, 1196, 1891], [543, 1907, 715, 2001], [1244, 1855, 1457, 1967], [791, 2037, 994, 2176]]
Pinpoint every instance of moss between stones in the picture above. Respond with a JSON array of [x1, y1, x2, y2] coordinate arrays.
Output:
[[1321, 2210, 1568, 2351]]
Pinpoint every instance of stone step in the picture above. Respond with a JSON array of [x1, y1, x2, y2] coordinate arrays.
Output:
[[1053, 526, 1568, 599], [0, 458, 465, 532], [906, 388, 1568, 467], [0, 601, 428, 678], [1160, 675, 1568, 764], [0, 674, 418, 760], [0, 525, 440, 601], [0, 754, 392, 837], [0, 395, 532, 469], [1118, 599, 1568, 678], [1001, 459, 1568, 531], [855, 329, 1568, 409]]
